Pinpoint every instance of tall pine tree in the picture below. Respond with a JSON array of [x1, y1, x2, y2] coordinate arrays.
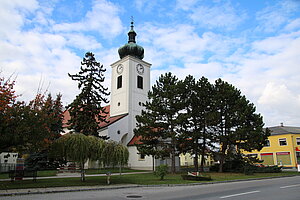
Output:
[[67, 52, 109, 137], [213, 78, 269, 172], [178, 76, 215, 172], [134, 72, 182, 173]]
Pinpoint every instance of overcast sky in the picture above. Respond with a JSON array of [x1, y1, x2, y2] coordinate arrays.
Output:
[[1, 0, 300, 127]]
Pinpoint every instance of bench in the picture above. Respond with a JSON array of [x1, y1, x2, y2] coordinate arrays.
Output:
[[9, 170, 37, 181]]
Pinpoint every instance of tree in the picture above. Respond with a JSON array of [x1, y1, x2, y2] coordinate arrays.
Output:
[[51, 134, 129, 181], [52, 133, 92, 181], [135, 72, 182, 173], [67, 52, 110, 138], [178, 76, 215, 172], [0, 76, 18, 152], [0, 76, 63, 154], [213, 78, 269, 172]]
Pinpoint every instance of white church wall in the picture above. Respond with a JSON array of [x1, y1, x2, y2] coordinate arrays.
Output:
[[107, 116, 129, 144], [127, 146, 153, 170]]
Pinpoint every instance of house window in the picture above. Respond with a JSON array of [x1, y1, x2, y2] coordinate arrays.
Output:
[[137, 76, 143, 89], [260, 153, 274, 165], [264, 140, 270, 147], [279, 138, 287, 146], [296, 138, 300, 145], [117, 75, 122, 89], [139, 154, 145, 160], [276, 152, 291, 165]]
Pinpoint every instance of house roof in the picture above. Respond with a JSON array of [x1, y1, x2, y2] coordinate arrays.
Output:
[[127, 135, 143, 146], [268, 126, 300, 135], [62, 105, 128, 129]]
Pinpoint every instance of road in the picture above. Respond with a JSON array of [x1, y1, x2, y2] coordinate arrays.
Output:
[[2, 176, 300, 200]]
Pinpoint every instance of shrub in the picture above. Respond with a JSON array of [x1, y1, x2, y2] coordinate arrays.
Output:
[[181, 175, 212, 181], [154, 164, 168, 180]]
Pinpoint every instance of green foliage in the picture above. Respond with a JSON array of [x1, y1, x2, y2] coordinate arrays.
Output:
[[178, 75, 216, 172], [154, 164, 169, 180], [135, 72, 182, 173], [51, 134, 129, 181], [66, 52, 109, 137], [134, 73, 269, 174], [213, 79, 270, 172]]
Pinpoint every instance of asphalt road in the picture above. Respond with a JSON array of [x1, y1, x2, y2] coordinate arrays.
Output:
[[2, 176, 300, 200]]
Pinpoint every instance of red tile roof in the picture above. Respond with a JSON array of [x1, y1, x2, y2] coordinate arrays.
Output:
[[127, 135, 143, 146], [63, 105, 128, 129]]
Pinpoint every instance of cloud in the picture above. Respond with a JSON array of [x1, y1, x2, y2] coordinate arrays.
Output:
[[187, 2, 246, 30], [284, 18, 300, 31], [258, 82, 300, 126], [0, 0, 38, 38], [256, 0, 300, 33], [53, 0, 123, 39], [175, 0, 198, 11]]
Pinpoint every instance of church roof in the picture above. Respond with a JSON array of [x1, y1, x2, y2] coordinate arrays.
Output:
[[118, 21, 144, 60], [62, 105, 128, 129]]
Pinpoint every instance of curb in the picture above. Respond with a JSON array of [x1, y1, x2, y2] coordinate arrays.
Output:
[[0, 174, 299, 196]]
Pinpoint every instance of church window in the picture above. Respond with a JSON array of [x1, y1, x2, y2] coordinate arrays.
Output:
[[137, 76, 143, 89], [118, 102, 120, 106], [139, 154, 145, 160], [117, 75, 122, 89]]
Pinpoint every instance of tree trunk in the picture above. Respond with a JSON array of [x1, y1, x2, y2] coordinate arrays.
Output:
[[200, 139, 206, 172], [194, 152, 199, 172], [171, 147, 176, 174], [152, 156, 155, 171], [219, 142, 227, 173], [80, 162, 85, 182]]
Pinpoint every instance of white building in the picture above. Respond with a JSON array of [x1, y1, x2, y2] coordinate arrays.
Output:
[[63, 22, 179, 170]]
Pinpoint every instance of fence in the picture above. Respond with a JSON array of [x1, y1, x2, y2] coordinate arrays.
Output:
[[0, 163, 16, 173]]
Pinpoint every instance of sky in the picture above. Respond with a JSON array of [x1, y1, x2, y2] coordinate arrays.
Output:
[[1, 0, 300, 127]]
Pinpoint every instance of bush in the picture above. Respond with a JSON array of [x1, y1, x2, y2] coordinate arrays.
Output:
[[154, 164, 168, 180], [181, 175, 212, 181]]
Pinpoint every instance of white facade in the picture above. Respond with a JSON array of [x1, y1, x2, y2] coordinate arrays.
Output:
[[99, 55, 155, 170]]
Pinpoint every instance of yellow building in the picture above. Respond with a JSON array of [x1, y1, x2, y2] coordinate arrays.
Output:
[[180, 153, 215, 167], [243, 125, 300, 168]]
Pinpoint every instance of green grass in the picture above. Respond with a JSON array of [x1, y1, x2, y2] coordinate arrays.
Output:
[[85, 168, 147, 175], [0, 168, 147, 180], [0, 171, 298, 190]]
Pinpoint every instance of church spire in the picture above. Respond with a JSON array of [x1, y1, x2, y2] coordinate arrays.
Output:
[[118, 20, 144, 60], [128, 20, 136, 43]]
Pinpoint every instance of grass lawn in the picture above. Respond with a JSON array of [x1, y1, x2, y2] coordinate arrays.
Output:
[[0, 171, 298, 190], [0, 168, 146, 180]]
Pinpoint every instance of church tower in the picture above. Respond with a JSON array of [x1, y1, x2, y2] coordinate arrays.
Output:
[[110, 21, 151, 138]]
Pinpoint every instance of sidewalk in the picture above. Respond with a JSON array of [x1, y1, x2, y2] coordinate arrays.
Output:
[[0, 184, 140, 196]]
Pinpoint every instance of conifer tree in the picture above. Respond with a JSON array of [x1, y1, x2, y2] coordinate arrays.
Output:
[[178, 76, 215, 172], [213, 78, 269, 172], [135, 72, 182, 173], [67, 52, 109, 137]]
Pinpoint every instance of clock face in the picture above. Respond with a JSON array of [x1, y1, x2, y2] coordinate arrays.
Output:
[[117, 64, 123, 74], [136, 64, 144, 75]]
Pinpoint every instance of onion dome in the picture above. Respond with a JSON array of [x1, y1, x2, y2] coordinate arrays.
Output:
[[118, 21, 144, 60]]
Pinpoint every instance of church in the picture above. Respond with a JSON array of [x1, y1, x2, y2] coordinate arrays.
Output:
[[63, 22, 178, 170]]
